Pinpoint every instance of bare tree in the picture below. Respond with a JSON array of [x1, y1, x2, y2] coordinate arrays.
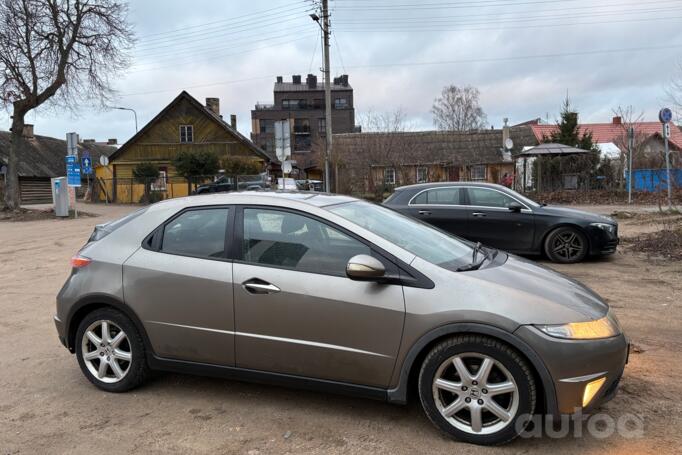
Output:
[[667, 62, 682, 122], [611, 105, 649, 188], [431, 85, 487, 132], [0, 0, 133, 210]]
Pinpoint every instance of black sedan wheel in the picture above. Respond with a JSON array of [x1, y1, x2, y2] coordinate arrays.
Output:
[[544, 227, 588, 263]]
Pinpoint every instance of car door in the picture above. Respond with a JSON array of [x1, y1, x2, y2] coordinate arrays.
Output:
[[463, 187, 535, 251], [405, 187, 469, 235], [123, 206, 235, 366], [232, 206, 405, 388]]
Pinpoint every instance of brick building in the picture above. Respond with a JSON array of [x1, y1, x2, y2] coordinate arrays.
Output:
[[251, 74, 357, 179]]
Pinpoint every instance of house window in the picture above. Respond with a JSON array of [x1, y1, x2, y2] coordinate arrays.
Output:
[[294, 118, 310, 134], [416, 166, 428, 183], [282, 99, 303, 110], [470, 165, 486, 181], [334, 98, 348, 109], [318, 118, 326, 134], [180, 125, 193, 143], [384, 168, 396, 185], [151, 167, 167, 191], [259, 119, 274, 133]]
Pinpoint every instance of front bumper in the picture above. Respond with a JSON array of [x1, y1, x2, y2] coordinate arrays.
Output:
[[587, 225, 619, 255], [514, 325, 628, 415]]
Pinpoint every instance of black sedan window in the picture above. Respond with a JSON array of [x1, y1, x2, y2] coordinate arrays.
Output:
[[468, 188, 518, 209]]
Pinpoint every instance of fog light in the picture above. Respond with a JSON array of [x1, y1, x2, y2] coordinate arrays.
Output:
[[582, 377, 606, 407]]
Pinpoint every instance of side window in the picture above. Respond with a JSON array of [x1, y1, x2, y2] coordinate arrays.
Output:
[[161, 208, 229, 258], [468, 188, 517, 208], [412, 188, 461, 205], [180, 125, 193, 143], [242, 208, 371, 276]]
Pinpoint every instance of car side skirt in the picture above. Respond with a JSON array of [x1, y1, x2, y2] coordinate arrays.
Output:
[[147, 355, 389, 402]]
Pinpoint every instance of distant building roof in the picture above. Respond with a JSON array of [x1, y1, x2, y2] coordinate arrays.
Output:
[[274, 74, 352, 92], [0, 131, 116, 178], [335, 126, 538, 167], [529, 117, 682, 150]]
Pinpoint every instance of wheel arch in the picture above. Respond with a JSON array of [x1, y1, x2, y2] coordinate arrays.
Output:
[[65, 294, 153, 357], [387, 323, 558, 417], [540, 223, 592, 256]]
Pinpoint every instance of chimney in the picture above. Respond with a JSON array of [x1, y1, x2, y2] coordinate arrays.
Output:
[[341, 74, 349, 86], [83, 139, 96, 144], [612, 116, 622, 125], [306, 73, 317, 88], [107, 138, 117, 145], [205, 97, 220, 116], [502, 118, 510, 148], [276, 76, 283, 83], [292, 74, 301, 84], [230, 114, 237, 129], [22, 124, 34, 138]]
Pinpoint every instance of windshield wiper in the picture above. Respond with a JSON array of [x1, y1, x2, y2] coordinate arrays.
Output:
[[457, 242, 491, 272]]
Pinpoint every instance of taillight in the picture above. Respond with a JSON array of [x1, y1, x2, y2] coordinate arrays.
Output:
[[70, 255, 92, 268]]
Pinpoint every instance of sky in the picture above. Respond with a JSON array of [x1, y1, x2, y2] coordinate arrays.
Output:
[[2, 0, 682, 144]]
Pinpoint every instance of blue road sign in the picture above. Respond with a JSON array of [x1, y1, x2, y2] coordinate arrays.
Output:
[[81, 156, 92, 175], [66, 155, 81, 187], [659, 108, 673, 124]]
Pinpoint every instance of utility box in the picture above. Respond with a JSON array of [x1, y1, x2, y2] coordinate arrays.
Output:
[[51, 177, 69, 217]]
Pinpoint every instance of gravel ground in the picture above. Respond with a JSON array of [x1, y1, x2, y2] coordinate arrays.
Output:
[[1, 202, 681, 454]]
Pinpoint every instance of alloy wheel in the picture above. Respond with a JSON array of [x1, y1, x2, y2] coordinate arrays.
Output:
[[81, 320, 132, 383], [432, 353, 519, 435], [551, 231, 584, 261]]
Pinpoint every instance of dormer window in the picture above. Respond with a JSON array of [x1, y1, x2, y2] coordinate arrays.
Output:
[[180, 125, 193, 143]]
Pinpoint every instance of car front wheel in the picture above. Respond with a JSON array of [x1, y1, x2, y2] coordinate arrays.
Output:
[[418, 335, 536, 445], [544, 226, 588, 263], [75, 308, 148, 392]]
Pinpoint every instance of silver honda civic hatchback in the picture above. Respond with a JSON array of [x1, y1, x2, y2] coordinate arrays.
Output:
[[55, 192, 628, 445]]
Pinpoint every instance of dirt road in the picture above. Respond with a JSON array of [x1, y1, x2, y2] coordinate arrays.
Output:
[[1, 203, 681, 454]]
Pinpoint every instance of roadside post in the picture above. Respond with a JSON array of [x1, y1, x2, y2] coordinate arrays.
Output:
[[627, 127, 634, 204], [66, 132, 81, 218], [82, 151, 92, 200], [659, 108, 673, 209], [99, 155, 110, 204]]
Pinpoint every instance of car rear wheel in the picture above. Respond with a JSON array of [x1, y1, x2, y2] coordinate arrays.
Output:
[[418, 335, 536, 445], [75, 308, 148, 392], [544, 226, 588, 263]]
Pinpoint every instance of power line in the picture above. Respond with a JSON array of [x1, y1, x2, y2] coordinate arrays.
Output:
[[333, 0, 583, 10], [136, 1, 309, 39], [308, 28, 321, 74], [118, 43, 682, 97], [335, 14, 682, 33]]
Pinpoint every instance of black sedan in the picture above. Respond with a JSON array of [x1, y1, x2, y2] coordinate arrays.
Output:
[[384, 182, 618, 263]]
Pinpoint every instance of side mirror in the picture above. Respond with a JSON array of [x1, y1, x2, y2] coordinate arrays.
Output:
[[346, 254, 386, 281], [508, 202, 523, 213]]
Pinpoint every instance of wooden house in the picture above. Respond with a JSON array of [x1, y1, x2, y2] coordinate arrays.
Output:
[[99, 91, 275, 203]]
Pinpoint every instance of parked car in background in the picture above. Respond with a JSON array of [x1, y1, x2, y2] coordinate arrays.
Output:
[[383, 183, 618, 263], [195, 174, 268, 194], [56, 192, 627, 445]]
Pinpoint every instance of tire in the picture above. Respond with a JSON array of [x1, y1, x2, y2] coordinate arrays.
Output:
[[544, 226, 588, 263], [75, 307, 149, 392], [418, 335, 536, 446]]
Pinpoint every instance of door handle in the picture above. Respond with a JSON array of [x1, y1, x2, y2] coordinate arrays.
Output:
[[242, 279, 281, 294], [472, 212, 487, 217], [418, 210, 431, 215]]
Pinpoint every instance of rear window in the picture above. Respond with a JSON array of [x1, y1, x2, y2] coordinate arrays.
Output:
[[89, 207, 148, 242]]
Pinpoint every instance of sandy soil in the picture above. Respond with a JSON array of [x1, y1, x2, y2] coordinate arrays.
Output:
[[1, 202, 681, 454]]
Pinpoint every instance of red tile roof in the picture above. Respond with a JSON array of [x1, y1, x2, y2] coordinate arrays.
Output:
[[529, 121, 682, 151]]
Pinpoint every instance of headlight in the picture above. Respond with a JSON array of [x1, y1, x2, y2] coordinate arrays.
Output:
[[590, 222, 616, 234], [536, 313, 621, 340]]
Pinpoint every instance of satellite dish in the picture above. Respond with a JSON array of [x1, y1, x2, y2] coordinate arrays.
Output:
[[282, 160, 293, 174], [505, 138, 514, 150], [99, 155, 109, 166]]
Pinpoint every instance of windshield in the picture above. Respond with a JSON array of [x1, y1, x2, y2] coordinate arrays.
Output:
[[327, 201, 474, 271]]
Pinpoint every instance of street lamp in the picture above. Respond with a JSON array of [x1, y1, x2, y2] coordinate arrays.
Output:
[[112, 106, 138, 132]]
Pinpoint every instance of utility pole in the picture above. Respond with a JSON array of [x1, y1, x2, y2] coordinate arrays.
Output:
[[321, 0, 332, 193], [627, 127, 634, 204]]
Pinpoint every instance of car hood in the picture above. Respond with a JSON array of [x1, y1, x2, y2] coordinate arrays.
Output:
[[534, 205, 616, 224]]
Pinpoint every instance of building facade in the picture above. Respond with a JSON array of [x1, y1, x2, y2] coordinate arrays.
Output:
[[101, 91, 273, 203], [334, 126, 538, 198], [251, 74, 357, 179]]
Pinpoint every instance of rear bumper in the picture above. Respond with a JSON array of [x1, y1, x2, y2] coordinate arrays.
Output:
[[514, 325, 628, 415], [54, 314, 67, 348]]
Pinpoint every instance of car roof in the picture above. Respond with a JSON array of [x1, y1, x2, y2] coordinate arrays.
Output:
[[147, 190, 358, 211], [394, 182, 509, 192]]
